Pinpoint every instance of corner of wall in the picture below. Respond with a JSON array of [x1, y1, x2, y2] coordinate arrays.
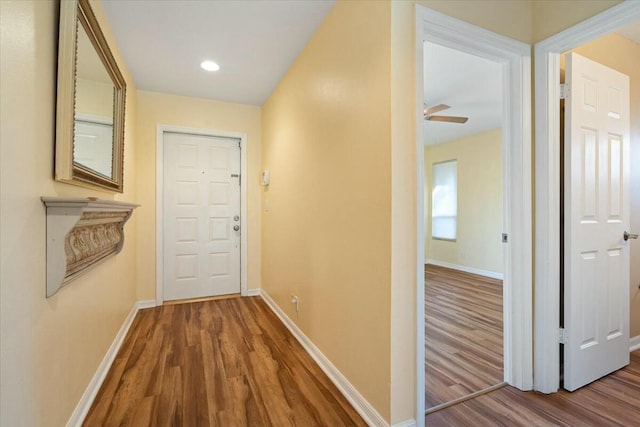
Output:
[[390, 0, 418, 424]]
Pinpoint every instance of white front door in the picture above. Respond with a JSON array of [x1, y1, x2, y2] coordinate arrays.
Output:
[[74, 118, 113, 177], [163, 132, 241, 301], [564, 52, 630, 391]]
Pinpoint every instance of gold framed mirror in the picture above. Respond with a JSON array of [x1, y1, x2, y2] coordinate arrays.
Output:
[[56, 0, 126, 192]]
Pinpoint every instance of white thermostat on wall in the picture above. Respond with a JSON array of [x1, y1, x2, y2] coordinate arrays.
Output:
[[261, 170, 270, 186]]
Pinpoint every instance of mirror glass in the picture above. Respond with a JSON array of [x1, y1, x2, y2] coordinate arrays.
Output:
[[74, 22, 115, 178], [55, 0, 126, 192]]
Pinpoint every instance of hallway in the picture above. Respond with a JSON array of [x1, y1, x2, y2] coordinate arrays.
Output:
[[84, 297, 365, 426]]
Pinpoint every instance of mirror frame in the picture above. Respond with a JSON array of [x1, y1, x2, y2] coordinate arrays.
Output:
[[56, 0, 126, 192]]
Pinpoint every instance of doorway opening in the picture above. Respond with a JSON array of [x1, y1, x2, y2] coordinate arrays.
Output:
[[422, 41, 506, 411], [533, 2, 640, 393], [415, 6, 532, 424], [561, 48, 632, 392]]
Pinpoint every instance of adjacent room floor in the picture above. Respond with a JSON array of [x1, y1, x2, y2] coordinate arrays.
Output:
[[426, 350, 640, 426], [425, 264, 504, 408], [83, 297, 366, 426]]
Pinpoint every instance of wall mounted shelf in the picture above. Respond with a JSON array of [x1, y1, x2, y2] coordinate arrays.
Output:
[[41, 197, 139, 297]]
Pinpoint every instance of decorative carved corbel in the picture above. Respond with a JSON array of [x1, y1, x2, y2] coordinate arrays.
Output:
[[41, 197, 139, 297]]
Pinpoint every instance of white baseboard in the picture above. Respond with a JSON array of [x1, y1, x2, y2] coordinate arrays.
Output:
[[425, 259, 504, 280], [260, 290, 388, 427], [246, 288, 261, 296], [391, 420, 416, 427], [137, 299, 157, 309], [66, 300, 156, 427], [631, 335, 640, 352]]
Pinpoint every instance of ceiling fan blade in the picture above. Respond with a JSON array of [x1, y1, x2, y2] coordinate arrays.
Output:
[[423, 104, 450, 115], [425, 115, 468, 124]]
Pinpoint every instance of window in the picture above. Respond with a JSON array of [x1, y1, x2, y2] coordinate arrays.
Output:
[[432, 160, 457, 240]]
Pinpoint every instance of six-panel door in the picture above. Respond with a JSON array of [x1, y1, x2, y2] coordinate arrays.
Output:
[[163, 132, 241, 301], [564, 52, 630, 391]]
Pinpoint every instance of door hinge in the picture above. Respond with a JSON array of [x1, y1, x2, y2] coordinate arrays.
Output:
[[559, 328, 567, 344], [560, 84, 569, 100], [501, 233, 508, 243]]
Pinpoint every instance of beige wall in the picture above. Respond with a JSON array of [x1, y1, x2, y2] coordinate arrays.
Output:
[[76, 78, 114, 118], [262, 0, 392, 421], [567, 34, 640, 337], [532, 0, 623, 43], [419, 0, 626, 51], [417, 0, 533, 44], [0, 1, 139, 425], [425, 129, 504, 274], [135, 91, 262, 300]]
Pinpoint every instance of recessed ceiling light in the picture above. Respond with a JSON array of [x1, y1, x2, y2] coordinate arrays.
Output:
[[200, 60, 220, 72]]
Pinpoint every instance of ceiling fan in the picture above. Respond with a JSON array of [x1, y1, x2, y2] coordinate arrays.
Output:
[[424, 104, 468, 124]]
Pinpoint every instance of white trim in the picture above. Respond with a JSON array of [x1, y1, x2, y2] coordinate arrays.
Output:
[[426, 259, 504, 280], [414, 7, 426, 426], [75, 113, 113, 126], [425, 382, 506, 415], [155, 125, 249, 305], [631, 335, 640, 352], [260, 290, 388, 427], [533, 1, 640, 394], [246, 288, 261, 296], [391, 420, 416, 427], [66, 300, 156, 427], [415, 8, 533, 420], [137, 299, 157, 310]]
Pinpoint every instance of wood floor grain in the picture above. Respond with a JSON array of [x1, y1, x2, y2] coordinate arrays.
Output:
[[83, 296, 366, 427], [426, 350, 640, 426], [425, 264, 504, 408]]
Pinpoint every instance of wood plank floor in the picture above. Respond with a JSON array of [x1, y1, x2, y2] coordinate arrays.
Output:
[[425, 264, 503, 408], [427, 350, 640, 426], [83, 296, 366, 426]]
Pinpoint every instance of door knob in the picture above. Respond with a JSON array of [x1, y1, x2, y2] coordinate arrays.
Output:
[[624, 231, 638, 241], [233, 225, 240, 231], [233, 215, 240, 221]]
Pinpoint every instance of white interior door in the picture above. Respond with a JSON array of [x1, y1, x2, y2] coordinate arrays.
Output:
[[163, 132, 241, 301], [564, 52, 630, 391], [74, 119, 113, 177]]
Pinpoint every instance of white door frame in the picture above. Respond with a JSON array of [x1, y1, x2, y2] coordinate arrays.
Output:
[[156, 125, 248, 305], [533, 1, 640, 394], [415, 6, 533, 423]]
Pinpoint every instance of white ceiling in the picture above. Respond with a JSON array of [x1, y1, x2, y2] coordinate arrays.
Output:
[[423, 42, 503, 146], [99, 3, 634, 135], [101, 0, 336, 106]]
